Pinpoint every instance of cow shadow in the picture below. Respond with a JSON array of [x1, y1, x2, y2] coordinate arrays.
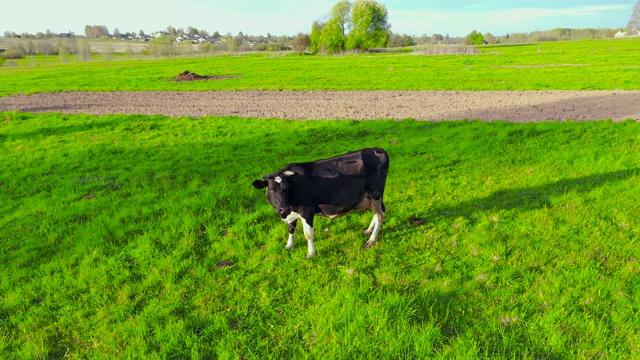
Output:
[[379, 169, 637, 356], [390, 168, 639, 234]]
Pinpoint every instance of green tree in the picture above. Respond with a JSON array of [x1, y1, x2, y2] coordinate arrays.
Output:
[[321, 19, 346, 54], [465, 30, 485, 45], [330, 0, 352, 36], [309, 21, 324, 54], [346, 0, 390, 50], [311, 0, 390, 54]]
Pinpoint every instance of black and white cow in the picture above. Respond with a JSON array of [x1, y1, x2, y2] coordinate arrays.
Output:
[[252, 148, 389, 258]]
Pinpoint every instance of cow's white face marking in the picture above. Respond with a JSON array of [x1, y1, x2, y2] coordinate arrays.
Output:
[[275, 176, 282, 184], [283, 171, 295, 176]]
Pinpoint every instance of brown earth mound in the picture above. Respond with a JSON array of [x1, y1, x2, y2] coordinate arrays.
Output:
[[172, 71, 239, 82]]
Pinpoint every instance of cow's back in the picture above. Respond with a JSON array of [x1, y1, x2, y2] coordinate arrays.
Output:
[[284, 148, 388, 214]]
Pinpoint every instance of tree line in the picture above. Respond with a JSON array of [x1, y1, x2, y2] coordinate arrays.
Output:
[[3, 0, 638, 60]]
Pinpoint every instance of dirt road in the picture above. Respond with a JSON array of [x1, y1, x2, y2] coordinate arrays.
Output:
[[1, 90, 639, 122]]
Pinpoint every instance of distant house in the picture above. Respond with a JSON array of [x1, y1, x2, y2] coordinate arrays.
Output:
[[58, 33, 73, 38], [614, 31, 627, 38], [632, 28, 639, 36]]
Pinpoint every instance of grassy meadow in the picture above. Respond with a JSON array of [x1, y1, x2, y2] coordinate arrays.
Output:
[[1, 112, 639, 358], [1, 38, 640, 358], [1, 38, 640, 96]]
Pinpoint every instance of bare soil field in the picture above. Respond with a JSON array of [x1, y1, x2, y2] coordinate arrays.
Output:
[[1, 90, 639, 122]]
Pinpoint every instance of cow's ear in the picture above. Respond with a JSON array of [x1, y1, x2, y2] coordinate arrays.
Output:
[[283, 171, 296, 176], [252, 180, 268, 189]]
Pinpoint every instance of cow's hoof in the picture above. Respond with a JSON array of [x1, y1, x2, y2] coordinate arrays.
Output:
[[285, 245, 293, 251], [306, 252, 316, 259], [363, 240, 376, 249], [363, 229, 373, 236]]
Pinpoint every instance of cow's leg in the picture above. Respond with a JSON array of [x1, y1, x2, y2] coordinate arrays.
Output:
[[364, 216, 376, 236], [285, 219, 297, 250], [300, 215, 316, 259], [364, 198, 384, 248], [363, 197, 382, 235]]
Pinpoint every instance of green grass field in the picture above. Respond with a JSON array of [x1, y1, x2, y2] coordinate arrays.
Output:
[[1, 38, 640, 96], [1, 112, 639, 358], [1, 38, 640, 358]]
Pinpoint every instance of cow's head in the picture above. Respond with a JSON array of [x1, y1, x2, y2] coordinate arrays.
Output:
[[252, 171, 295, 219]]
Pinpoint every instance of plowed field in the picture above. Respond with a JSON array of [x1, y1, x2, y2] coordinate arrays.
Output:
[[2, 90, 639, 121]]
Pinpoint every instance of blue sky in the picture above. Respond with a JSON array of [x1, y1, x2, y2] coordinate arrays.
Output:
[[4, 1, 635, 37]]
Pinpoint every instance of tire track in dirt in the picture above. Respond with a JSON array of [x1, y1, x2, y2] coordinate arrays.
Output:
[[1, 90, 639, 122]]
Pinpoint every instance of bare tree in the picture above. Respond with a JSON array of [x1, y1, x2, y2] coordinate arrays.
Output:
[[84, 25, 109, 38], [103, 43, 115, 61], [59, 46, 69, 64], [187, 26, 198, 37], [291, 33, 310, 54], [628, 1, 640, 31], [79, 40, 92, 62]]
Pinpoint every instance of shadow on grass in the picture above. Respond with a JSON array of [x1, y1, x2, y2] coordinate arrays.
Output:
[[380, 170, 639, 357], [395, 168, 639, 230], [449, 92, 640, 122], [0, 113, 156, 142]]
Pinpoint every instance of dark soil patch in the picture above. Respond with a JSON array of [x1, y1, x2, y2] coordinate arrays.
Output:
[[214, 260, 235, 269], [172, 71, 240, 82], [3, 90, 640, 121]]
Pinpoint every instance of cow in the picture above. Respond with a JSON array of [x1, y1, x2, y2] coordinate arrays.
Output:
[[252, 148, 389, 258]]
